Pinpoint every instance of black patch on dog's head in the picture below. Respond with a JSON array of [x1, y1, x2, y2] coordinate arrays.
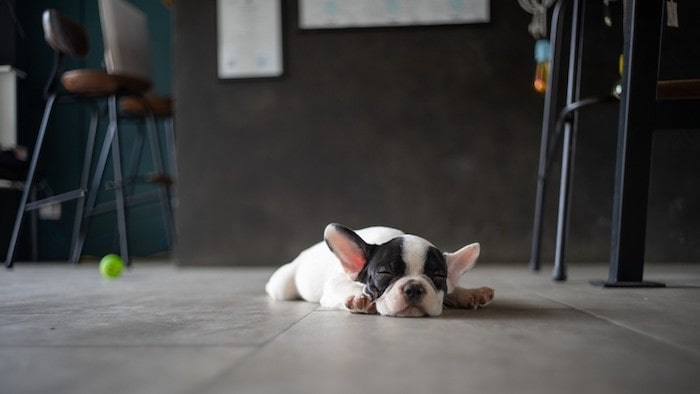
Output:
[[355, 239, 448, 300], [422, 246, 448, 293], [356, 238, 406, 300]]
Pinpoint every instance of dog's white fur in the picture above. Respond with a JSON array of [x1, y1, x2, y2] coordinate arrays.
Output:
[[267, 227, 401, 304], [266, 226, 493, 316]]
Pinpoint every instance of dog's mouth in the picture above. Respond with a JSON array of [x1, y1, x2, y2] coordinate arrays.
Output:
[[388, 305, 430, 318], [375, 279, 445, 317]]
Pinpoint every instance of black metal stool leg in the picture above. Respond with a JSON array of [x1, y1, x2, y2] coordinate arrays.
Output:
[[144, 107, 175, 249], [529, 0, 568, 272], [5, 94, 57, 268], [164, 116, 177, 182], [546, 97, 619, 280], [69, 105, 100, 264], [530, 124, 552, 273], [107, 122, 144, 253], [108, 95, 130, 266], [124, 126, 145, 194], [163, 115, 177, 246], [549, 0, 586, 281], [553, 119, 576, 281], [530, 128, 552, 272], [71, 101, 120, 264], [30, 188, 38, 261]]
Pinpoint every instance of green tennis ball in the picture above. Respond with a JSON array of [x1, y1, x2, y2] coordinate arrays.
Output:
[[100, 254, 124, 278]]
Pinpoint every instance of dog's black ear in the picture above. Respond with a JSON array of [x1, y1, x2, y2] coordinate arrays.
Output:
[[324, 224, 370, 280]]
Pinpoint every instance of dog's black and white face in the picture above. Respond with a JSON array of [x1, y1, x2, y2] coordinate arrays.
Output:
[[356, 235, 447, 317], [324, 224, 480, 317]]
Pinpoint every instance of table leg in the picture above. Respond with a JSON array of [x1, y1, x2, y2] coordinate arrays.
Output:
[[592, 0, 665, 287]]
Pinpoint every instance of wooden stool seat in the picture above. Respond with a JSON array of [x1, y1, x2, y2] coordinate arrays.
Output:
[[61, 69, 120, 95], [120, 95, 173, 117], [61, 69, 151, 96], [657, 79, 700, 100], [113, 74, 152, 95]]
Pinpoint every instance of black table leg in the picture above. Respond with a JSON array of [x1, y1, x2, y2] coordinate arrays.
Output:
[[591, 0, 665, 287]]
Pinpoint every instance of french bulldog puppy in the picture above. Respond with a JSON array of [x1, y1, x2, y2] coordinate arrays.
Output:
[[266, 224, 494, 317]]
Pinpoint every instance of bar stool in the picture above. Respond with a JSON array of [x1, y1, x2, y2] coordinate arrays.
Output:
[[530, 0, 700, 284], [118, 95, 177, 248], [90, 0, 177, 255], [528, 0, 617, 280], [4, 9, 152, 268]]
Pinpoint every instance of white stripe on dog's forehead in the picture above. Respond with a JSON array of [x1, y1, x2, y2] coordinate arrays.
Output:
[[401, 235, 433, 275]]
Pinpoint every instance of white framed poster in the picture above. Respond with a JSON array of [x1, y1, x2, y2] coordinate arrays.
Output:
[[217, 0, 283, 78], [299, 0, 490, 29]]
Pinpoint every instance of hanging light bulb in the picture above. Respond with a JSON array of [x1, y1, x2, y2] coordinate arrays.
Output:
[[533, 39, 550, 94]]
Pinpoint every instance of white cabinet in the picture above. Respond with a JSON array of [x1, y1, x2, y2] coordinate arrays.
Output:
[[0, 65, 25, 149]]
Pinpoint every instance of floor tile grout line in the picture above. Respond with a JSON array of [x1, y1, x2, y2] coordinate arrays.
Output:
[[535, 291, 700, 359], [186, 306, 320, 393], [0, 343, 264, 349]]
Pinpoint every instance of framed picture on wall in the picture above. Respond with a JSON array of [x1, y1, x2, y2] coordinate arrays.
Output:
[[217, 0, 283, 79], [299, 0, 490, 29]]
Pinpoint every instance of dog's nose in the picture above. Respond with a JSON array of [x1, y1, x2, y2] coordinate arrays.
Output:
[[403, 282, 425, 304]]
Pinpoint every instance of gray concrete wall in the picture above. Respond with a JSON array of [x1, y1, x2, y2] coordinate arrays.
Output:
[[173, 0, 700, 266]]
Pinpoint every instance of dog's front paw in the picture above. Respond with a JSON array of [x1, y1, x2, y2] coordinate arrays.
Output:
[[473, 287, 494, 307], [445, 286, 494, 309], [344, 293, 377, 314]]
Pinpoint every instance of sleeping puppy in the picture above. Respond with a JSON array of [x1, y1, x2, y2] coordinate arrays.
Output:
[[266, 224, 494, 317]]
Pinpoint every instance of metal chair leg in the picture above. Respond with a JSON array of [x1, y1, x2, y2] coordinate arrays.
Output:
[[124, 125, 145, 193], [552, 119, 576, 281], [548, 0, 585, 281], [69, 105, 100, 264], [530, 129, 551, 273], [108, 95, 130, 266], [164, 116, 177, 182], [164, 115, 177, 246], [71, 100, 121, 264], [5, 94, 57, 268], [30, 188, 38, 261], [107, 122, 144, 253], [143, 104, 175, 249], [529, 0, 568, 272]]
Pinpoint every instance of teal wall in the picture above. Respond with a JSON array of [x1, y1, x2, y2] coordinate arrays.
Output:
[[15, 0, 173, 260]]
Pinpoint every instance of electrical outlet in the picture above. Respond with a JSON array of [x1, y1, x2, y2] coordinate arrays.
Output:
[[39, 203, 61, 220]]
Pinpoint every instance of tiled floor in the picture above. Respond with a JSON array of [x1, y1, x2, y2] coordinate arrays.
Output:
[[1, 262, 699, 394]]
